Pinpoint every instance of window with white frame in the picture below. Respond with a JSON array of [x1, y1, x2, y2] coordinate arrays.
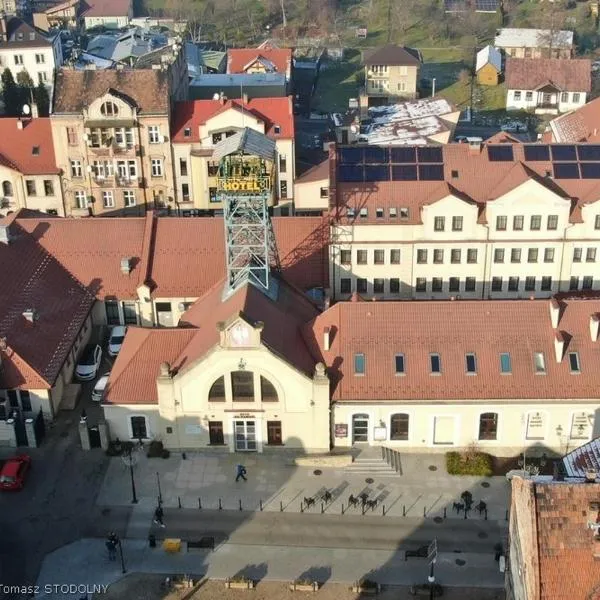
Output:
[[116, 161, 127, 178], [37, 72, 48, 84], [70, 159, 82, 177], [123, 190, 136, 207], [151, 158, 163, 177], [74, 190, 87, 209], [35, 53, 45, 63], [130, 415, 148, 440], [127, 160, 137, 177], [14, 54, 23, 65], [513, 91, 521, 101], [102, 191, 114, 208], [525, 412, 546, 440], [148, 125, 160, 144], [478, 412, 498, 440]]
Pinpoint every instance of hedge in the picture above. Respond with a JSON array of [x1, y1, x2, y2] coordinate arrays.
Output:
[[446, 451, 493, 476]]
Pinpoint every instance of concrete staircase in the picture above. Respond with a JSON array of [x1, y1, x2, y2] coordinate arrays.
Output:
[[345, 446, 402, 476]]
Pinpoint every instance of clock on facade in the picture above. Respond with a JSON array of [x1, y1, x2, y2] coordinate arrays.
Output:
[[229, 323, 250, 346]]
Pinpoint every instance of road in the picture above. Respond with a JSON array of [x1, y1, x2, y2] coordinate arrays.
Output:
[[151, 508, 506, 554]]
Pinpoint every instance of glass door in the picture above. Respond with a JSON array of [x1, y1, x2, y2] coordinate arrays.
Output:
[[352, 414, 369, 443], [234, 420, 257, 451]]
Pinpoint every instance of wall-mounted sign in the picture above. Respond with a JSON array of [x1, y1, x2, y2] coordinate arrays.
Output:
[[218, 178, 266, 192], [185, 424, 203, 435], [373, 426, 387, 441], [335, 423, 348, 438], [234, 413, 254, 419]]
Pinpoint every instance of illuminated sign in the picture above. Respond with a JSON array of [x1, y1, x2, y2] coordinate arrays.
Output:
[[218, 178, 267, 192]]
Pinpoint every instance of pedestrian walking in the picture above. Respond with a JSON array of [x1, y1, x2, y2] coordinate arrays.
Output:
[[235, 464, 247, 482], [154, 505, 166, 527], [105, 535, 116, 561]]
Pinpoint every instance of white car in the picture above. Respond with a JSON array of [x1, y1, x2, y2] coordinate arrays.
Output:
[[75, 344, 102, 381], [92, 373, 110, 402], [108, 326, 126, 357]]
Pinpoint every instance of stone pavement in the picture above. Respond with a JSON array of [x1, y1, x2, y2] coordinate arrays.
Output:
[[35, 538, 505, 599], [97, 451, 510, 533]]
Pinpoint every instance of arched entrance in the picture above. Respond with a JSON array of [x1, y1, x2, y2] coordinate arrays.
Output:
[[352, 413, 369, 444]]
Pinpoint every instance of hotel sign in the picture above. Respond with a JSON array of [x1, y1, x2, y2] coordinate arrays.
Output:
[[217, 178, 268, 192]]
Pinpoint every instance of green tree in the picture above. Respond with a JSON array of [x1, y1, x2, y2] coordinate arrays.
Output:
[[34, 81, 50, 117], [1, 68, 20, 116], [16, 69, 34, 88]]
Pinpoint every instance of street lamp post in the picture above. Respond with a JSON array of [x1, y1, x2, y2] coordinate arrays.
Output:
[[156, 471, 163, 505], [121, 442, 140, 504], [117, 536, 127, 574]]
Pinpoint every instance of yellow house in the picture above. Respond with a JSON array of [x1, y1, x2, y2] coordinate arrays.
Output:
[[476, 45, 502, 86]]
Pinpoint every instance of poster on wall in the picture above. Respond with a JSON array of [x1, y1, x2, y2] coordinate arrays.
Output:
[[335, 423, 348, 438], [185, 424, 203, 435], [373, 426, 387, 441]]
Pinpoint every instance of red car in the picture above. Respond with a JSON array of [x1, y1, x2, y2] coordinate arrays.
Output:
[[0, 454, 31, 490]]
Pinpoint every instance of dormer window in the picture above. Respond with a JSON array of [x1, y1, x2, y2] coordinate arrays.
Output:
[[184, 127, 191, 137], [17, 32, 23, 40], [400, 207, 409, 219], [100, 102, 118, 117], [274, 125, 281, 134], [32, 146, 40, 155]]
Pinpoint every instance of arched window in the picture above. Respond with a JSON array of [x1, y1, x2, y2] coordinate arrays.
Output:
[[390, 413, 409, 441], [208, 376, 225, 402], [100, 101, 119, 116], [2, 181, 12, 197], [231, 371, 254, 402], [260, 376, 278, 402], [478, 413, 498, 440]]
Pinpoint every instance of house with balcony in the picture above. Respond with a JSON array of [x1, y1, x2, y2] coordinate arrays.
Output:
[[505, 58, 591, 114], [50, 67, 176, 216], [171, 95, 295, 215], [359, 44, 422, 113]]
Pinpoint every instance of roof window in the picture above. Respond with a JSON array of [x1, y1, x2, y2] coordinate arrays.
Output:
[[499, 352, 511, 374], [465, 353, 477, 374], [400, 207, 409, 219], [389, 207, 397, 218], [430, 353, 441, 374], [568, 352, 581, 373], [534, 352, 546, 374], [32, 146, 40, 155], [347, 207, 355, 217], [184, 127, 191, 137], [376, 208, 384, 218], [360, 207, 368, 218], [451, 170, 459, 178], [17, 32, 23, 40], [274, 124, 281, 134], [354, 353, 365, 375], [395, 354, 405, 375]]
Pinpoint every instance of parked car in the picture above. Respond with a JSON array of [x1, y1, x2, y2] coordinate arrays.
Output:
[[0, 454, 31, 490], [108, 326, 127, 357], [75, 344, 102, 381], [92, 372, 110, 402]]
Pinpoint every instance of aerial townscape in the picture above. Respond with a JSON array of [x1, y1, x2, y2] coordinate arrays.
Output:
[[1, 0, 600, 599]]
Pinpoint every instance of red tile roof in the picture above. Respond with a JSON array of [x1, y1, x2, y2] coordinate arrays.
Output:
[[505, 58, 591, 92], [0, 216, 95, 389], [306, 296, 600, 402], [512, 479, 600, 600], [82, 0, 131, 17], [549, 96, 600, 143], [12, 213, 329, 299], [0, 118, 59, 175], [332, 142, 600, 225], [106, 276, 320, 404], [171, 97, 294, 142], [296, 159, 329, 183], [227, 48, 292, 75]]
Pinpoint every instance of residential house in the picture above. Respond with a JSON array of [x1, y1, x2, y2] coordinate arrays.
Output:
[[495, 28, 574, 59], [0, 213, 95, 443], [360, 44, 422, 112], [51, 67, 177, 216], [294, 159, 329, 216], [544, 96, 600, 143], [329, 141, 600, 301], [475, 45, 502, 86], [81, 0, 132, 30], [227, 43, 292, 87], [0, 117, 64, 216], [505, 58, 590, 114], [171, 97, 295, 214], [33, 0, 81, 32], [507, 478, 600, 600], [0, 14, 62, 93]]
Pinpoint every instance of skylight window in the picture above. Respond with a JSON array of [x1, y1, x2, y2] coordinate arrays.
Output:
[[274, 124, 281, 134], [465, 353, 477, 374], [32, 146, 40, 155], [430, 353, 441, 374], [354, 353, 365, 375], [500, 353, 511, 374], [184, 127, 191, 137], [568, 352, 580, 373], [395, 354, 405, 375], [534, 352, 546, 374]]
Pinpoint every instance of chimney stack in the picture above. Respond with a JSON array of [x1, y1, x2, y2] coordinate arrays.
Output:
[[590, 314, 600, 342], [549, 297, 560, 328], [554, 330, 565, 363], [22, 308, 39, 323], [31, 102, 38, 119], [323, 326, 330, 351], [242, 92, 249, 104], [16, 119, 23, 130]]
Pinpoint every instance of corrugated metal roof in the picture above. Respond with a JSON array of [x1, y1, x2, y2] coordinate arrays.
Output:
[[212, 127, 276, 161], [476, 45, 502, 72]]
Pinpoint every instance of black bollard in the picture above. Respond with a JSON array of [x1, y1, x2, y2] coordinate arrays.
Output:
[[423, 506, 426, 518], [280, 501, 283, 512], [219, 498, 222, 510], [403, 505, 406, 517], [239, 499, 242, 511], [198, 497, 202, 510], [321, 503, 324, 514], [300, 501, 304, 513], [464, 508, 468, 520], [505, 509, 509, 521], [259, 499, 263, 511], [443, 507, 447, 519], [341, 503, 344, 515], [178, 496, 182, 509], [485, 508, 488, 521], [382, 504, 386, 516]]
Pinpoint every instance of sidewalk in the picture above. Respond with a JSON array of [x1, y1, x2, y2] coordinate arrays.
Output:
[[35, 538, 505, 599], [98, 451, 511, 524]]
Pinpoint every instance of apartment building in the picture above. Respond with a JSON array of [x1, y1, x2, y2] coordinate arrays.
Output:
[[0, 117, 64, 216], [0, 14, 62, 92], [51, 67, 176, 216], [324, 142, 600, 300], [171, 96, 295, 214], [360, 44, 422, 112]]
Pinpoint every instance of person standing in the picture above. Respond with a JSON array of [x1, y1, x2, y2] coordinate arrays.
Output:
[[154, 505, 166, 527], [235, 464, 247, 482]]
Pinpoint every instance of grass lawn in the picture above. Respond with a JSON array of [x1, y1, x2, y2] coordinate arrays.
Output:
[[312, 52, 362, 114], [419, 47, 473, 108]]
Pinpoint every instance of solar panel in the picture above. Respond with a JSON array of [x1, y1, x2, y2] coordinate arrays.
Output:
[[579, 162, 600, 179], [577, 145, 600, 161], [364, 165, 390, 181], [392, 165, 418, 181], [444, 0, 467, 12], [339, 147, 363, 164], [417, 147, 443, 163], [550, 145, 577, 161], [391, 147, 417, 163], [364, 147, 388, 164], [553, 163, 580, 179], [338, 165, 364, 182], [418, 164, 444, 181], [475, 0, 499, 12], [523, 145, 550, 162], [487, 145, 514, 161]]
